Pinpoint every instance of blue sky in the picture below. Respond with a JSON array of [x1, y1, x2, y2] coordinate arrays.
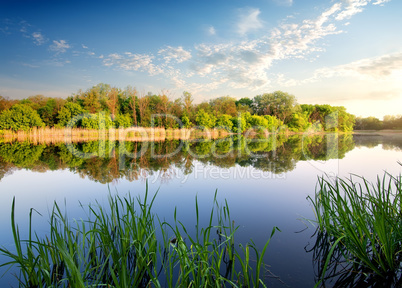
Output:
[[0, 0, 401, 118]]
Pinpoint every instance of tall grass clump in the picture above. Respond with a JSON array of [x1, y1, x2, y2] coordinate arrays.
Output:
[[308, 169, 402, 285], [0, 186, 278, 287]]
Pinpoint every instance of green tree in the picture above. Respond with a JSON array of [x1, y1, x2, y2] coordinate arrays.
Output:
[[0, 96, 19, 112], [209, 96, 237, 117], [195, 109, 216, 129], [57, 102, 87, 127], [182, 91, 194, 118], [236, 97, 253, 113], [215, 114, 234, 131], [181, 115, 192, 128], [253, 91, 299, 123], [263, 115, 283, 131], [247, 115, 269, 129], [114, 114, 132, 128], [81, 113, 114, 129], [287, 112, 311, 132], [37, 98, 66, 126], [0, 104, 44, 131]]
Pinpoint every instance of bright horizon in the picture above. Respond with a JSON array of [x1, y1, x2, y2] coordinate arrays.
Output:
[[1, 0, 401, 120]]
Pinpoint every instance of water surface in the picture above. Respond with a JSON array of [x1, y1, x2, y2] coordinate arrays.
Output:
[[0, 133, 401, 287]]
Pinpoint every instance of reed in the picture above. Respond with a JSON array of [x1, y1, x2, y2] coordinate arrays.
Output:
[[308, 169, 402, 283], [0, 127, 228, 144], [0, 186, 277, 287]]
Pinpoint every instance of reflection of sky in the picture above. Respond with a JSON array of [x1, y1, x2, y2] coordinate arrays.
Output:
[[0, 144, 401, 287]]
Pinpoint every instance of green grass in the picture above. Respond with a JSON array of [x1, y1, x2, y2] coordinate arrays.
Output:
[[0, 185, 278, 287], [308, 169, 402, 285]]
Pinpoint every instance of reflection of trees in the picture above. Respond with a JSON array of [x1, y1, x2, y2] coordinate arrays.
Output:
[[0, 142, 46, 167], [306, 229, 402, 287], [0, 160, 17, 181], [0, 134, 359, 183], [353, 134, 402, 151], [302, 134, 355, 161]]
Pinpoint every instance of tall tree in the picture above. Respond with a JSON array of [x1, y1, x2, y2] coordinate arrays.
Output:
[[57, 102, 87, 127], [209, 96, 237, 117], [181, 91, 194, 117], [106, 87, 120, 119], [0, 96, 18, 112], [252, 91, 299, 123], [125, 86, 138, 126], [138, 92, 150, 127]]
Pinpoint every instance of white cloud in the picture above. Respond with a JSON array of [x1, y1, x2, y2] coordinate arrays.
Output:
[[208, 26, 216, 36], [237, 8, 264, 36], [32, 32, 45, 45], [184, 3, 345, 92], [273, 0, 293, 7], [373, 0, 391, 5], [313, 52, 402, 79], [335, 0, 370, 21], [103, 52, 163, 75], [82, 44, 88, 49], [98, 0, 392, 95], [158, 46, 192, 63], [49, 40, 70, 53]]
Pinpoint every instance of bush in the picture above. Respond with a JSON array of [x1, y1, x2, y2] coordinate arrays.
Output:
[[215, 114, 233, 131], [81, 112, 114, 129], [114, 114, 132, 128], [57, 102, 87, 127], [0, 104, 44, 131]]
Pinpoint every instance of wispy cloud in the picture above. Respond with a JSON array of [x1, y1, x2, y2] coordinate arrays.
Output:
[[273, 0, 293, 7], [208, 26, 216, 36], [335, 0, 370, 21], [32, 32, 45, 45], [312, 51, 402, 79], [103, 52, 163, 75], [158, 46, 192, 63], [184, 3, 343, 92], [49, 40, 70, 53], [373, 0, 391, 5], [100, 0, 392, 95], [237, 8, 264, 36]]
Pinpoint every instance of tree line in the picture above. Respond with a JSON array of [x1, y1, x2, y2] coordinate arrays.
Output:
[[0, 83, 356, 132], [355, 115, 402, 130]]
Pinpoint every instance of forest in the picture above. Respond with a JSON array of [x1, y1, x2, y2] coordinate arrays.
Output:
[[0, 83, 358, 133]]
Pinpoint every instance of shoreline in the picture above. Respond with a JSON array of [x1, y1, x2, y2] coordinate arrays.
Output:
[[353, 129, 402, 136]]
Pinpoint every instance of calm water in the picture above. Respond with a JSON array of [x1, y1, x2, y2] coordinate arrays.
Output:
[[0, 133, 401, 287]]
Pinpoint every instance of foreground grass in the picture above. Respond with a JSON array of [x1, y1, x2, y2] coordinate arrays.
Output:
[[0, 186, 278, 288], [308, 168, 402, 286]]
